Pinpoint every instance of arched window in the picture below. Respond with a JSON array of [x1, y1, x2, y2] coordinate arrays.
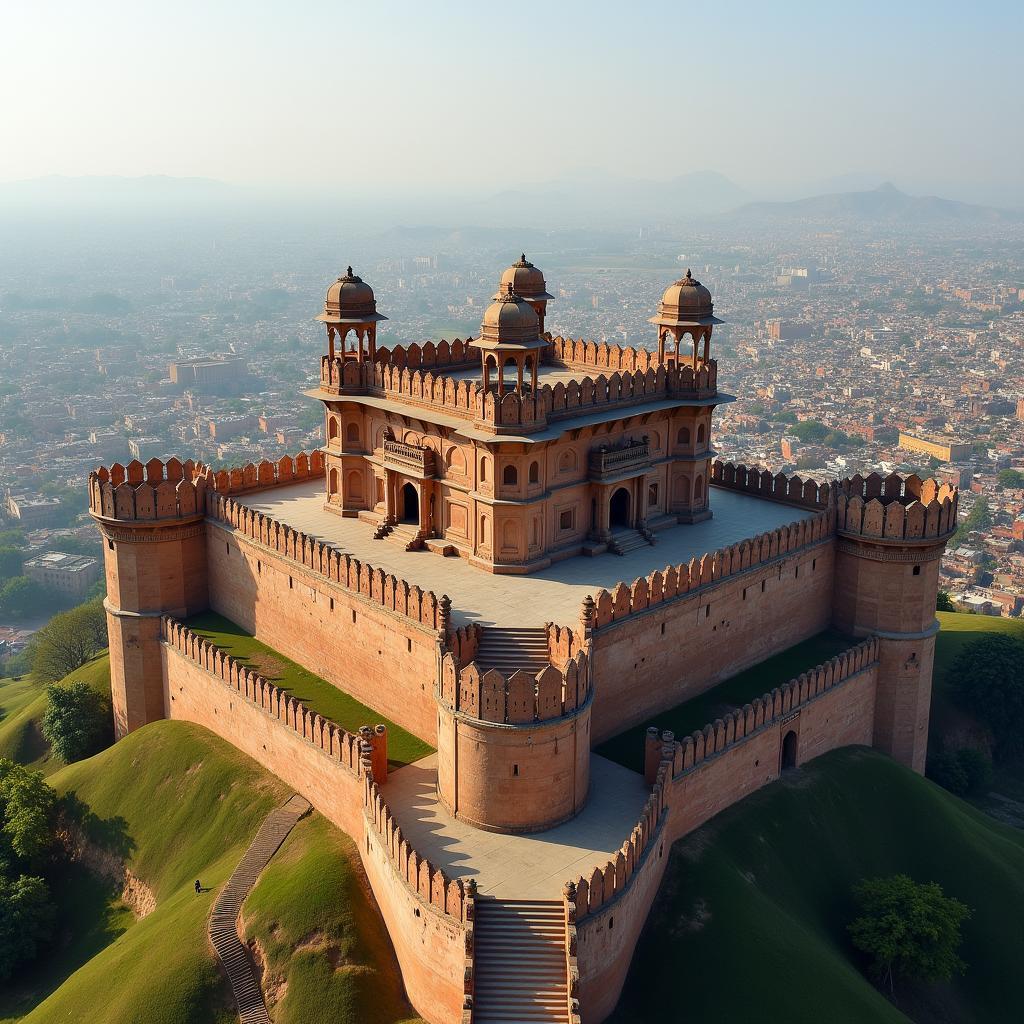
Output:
[[697, 423, 706, 444], [503, 464, 518, 486], [329, 467, 339, 494], [479, 456, 488, 483], [694, 475, 704, 502], [558, 449, 577, 473], [529, 460, 539, 484], [677, 426, 690, 445], [345, 422, 360, 445], [328, 417, 339, 441]]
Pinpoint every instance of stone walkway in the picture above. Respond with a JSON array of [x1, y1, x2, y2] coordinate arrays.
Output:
[[235, 481, 812, 628], [209, 794, 311, 1024], [384, 754, 648, 899]]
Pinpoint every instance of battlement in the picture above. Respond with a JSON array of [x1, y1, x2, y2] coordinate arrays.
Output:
[[318, 354, 717, 433], [663, 636, 879, 778], [210, 492, 447, 634], [365, 777, 470, 924], [438, 648, 591, 725], [161, 615, 365, 771], [547, 336, 666, 374], [835, 472, 958, 542], [710, 459, 831, 509], [88, 451, 327, 523], [586, 504, 833, 630], [567, 760, 669, 922]]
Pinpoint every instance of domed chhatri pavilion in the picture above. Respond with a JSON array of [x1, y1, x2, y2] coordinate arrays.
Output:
[[312, 255, 728, 572], [90, 251, 958, 1024]]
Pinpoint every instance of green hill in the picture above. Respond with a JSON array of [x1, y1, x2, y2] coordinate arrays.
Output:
[[0, 654, 111, 773], [609, 747, 1024, 1024], [3, 721, 421, 1024]]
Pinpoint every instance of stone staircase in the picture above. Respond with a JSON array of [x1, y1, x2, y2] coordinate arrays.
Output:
[[474, 898, 570, 1023], [607, 526, 653, 556], [474, 627, 551, 674], [209, 794, 311, 1023]]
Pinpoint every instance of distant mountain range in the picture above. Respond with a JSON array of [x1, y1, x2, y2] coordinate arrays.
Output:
[[727, 182, 1023, 225]]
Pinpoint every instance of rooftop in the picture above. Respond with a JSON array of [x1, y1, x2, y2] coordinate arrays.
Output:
[[232, 480, 814, 627], [385, 753, 648, 898]]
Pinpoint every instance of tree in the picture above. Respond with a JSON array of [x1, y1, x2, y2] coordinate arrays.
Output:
[[0, 760, 57, 865], [952, 633, 1024, 759], [936, 590, 954, 612], [0, 545, 23, 583], [0, 874, 54, 982], [997, 468, 1024, 489], [30, 599, 107, 683], [0, 577, 50, 618], [42, 681, 112, 763], [848, 875, 971, 993]]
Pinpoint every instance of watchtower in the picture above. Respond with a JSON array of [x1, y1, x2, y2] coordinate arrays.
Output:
[[831, 474, 958, 773], [88, 459, 210, 737]]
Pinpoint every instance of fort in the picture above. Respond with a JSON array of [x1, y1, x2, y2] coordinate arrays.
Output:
[[88, 256, 958, 1024]]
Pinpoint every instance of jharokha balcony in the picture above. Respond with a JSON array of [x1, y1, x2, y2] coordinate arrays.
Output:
[[588, 438, 651, 481], [383, 439, 436, 478]]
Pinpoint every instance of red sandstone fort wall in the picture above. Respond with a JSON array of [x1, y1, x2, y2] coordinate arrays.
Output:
[[161, 628, 469, 1024], [588, 535, 835, 743], [206, 523, 440, 743]]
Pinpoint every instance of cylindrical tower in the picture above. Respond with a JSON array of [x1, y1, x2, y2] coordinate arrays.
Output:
[[435, 642, 592, 832], [831, 474, 958, 773], [88, 459, 210, 738]]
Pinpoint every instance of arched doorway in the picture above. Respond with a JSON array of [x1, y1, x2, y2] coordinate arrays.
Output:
[[400, 482, 419, 525], [781, 730, 798, 770], [610, 487, 631, 529]]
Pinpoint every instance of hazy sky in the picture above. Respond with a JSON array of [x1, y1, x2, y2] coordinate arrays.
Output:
[[2, 0, 1021, 196]]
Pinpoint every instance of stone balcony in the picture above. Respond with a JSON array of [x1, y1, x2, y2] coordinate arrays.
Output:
[[383, 439, 436, 478], [588, 439, 650, 481]]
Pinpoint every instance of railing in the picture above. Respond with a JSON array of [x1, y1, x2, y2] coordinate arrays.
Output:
[[588, 440, 650, 479], [383, 439, 436, 477]]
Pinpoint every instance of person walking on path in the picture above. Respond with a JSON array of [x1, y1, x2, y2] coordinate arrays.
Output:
[[195, 879, 202, 896]]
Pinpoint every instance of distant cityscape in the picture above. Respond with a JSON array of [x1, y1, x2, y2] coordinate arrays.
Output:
[[3, 215, 1024, 657]]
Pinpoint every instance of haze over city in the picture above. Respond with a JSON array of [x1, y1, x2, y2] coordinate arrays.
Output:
[[2, 4, 1024, 1024]]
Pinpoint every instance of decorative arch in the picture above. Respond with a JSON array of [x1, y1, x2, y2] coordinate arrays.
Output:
[[697, 423, 706, 444], [345, 421, 360, 445], [503, 464, 518, 486], [677, 425, 690, 446], [558, 449, 577, 473], [328, 416, 339, 441], [529, 460, 540, 484]]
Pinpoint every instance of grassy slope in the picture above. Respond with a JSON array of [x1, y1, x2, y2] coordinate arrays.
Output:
[[0, 654, 111, 774], [598, 629, 854, 771], [610, 747, 1024, 1024], [10, 721, 419, 1024], [185, 611, 433, 768], [243, 814, 424, 1024]]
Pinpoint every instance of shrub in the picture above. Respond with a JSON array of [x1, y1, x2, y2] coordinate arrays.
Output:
[[42, 681, 112, 763], [936, 590, 954, 612], [927, 751, 968, 796], [848, 874, 971, 993], [0, 873, 54, 982], [956, 748, 993, 795]]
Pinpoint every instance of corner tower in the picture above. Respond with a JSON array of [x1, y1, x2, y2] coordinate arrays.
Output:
[[88, 459, 210, 738], [831, 474, 958, 773]]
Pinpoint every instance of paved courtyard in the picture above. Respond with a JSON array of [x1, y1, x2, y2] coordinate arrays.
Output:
[[235, 480, 813, 627], [384, 753, 649, 898]]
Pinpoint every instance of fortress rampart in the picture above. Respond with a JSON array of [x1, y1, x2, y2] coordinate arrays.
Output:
[[160, 615, 473, 1024], [569, 636, 880, 1021]]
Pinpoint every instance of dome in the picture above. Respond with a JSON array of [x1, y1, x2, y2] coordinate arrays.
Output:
[[495, 254, 554, 302], [475, 283, 546, 350], [316, 267, 388, 325], [648, 269, 723, 328]]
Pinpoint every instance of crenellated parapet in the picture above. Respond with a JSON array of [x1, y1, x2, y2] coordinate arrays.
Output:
[[205, 450, 325, 498], [661, 636, 879, 778], [835, 472, 958, 542], [161, 615, 366, 771], [88, 457, 211, 523], [567, 755, 671, 923], [209, 492, 447, 633], [438, 648, 591, 726], [710, 459, 831, 509], [589, 505, 833, 629], [363, 775, 471, 924]]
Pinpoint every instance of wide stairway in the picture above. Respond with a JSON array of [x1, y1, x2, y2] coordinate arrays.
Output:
[[474, 898, 570, 1023], [474, 627, 550, 675], [209, 794, 312, 1024], [608, 526, 652, 555]]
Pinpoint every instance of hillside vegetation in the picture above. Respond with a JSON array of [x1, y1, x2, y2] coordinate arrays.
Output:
[[4, 721, 421, 1024], [0, 654, 110, 773], [609, 747, 1024, 1024]]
